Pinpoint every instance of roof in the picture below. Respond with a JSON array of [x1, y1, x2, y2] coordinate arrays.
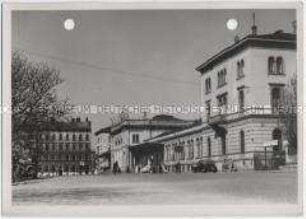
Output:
[[96, 114, 198, 135], [40, 120, 91, 132], [196, 31, 296, 74]]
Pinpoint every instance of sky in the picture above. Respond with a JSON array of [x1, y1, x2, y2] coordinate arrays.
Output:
[[12, 9, 296, 132]]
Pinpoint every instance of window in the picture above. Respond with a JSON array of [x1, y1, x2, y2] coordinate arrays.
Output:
[[268, 56, 275, 74], [52, 134, 56, 141], [73, 143, 76, 150], [217, 93, 228, 114], [79, 144, 83, 151], [45, 134, 49, 141], [218, 68, 227, 87], [272, 128, 283, 150], [85, 143, 90, 150], [221, 134, 226, 155], [66, 155, 69, 161], [65, 143, 70, 151], [237, 59, 245, 79], [238, 89, 245, 112], [86, 134, 89, 141], [79, 134, 83, 141], [271, 86, 283, 113], [207, 137, 211, 157], [276, 57, 284, 75], [72, 134, 76, 141], [45, 144, 49, 151], [205, 78, 211, 94], [205, 100, 211, 117], [66, 134, 69, 141], [196, 138, 201, 158], [59, 133, 62, 140], [132, 134, 139, 144], [269, 56, 284, 75], [59, 143, 63, 151], [52, 144, 55, 151], [240, 130, 245, 154]]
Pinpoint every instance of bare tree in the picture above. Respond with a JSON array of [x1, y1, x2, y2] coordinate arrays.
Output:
[[12, 51, 71, 180], [283, 73, 297, 154]]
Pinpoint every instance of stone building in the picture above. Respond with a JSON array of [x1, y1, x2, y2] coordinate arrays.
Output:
[[101, 115, 197, 172], [33, 117, 93, 176], [94, 127, 111, 172], [148, 27, 297, 172]]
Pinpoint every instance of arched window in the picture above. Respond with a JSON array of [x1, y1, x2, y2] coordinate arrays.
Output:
[[207, 137, 211, 157], [240, 130, 245, 153], [238, 89, 245, 111], [237, 61, 241, 78], [276, 57, 284, 75], [268, 57, 275, 74]]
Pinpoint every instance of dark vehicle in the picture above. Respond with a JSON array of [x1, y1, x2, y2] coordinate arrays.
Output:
[[191, 159, 217, 173]]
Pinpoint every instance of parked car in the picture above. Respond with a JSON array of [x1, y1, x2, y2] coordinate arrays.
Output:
[[191, 159, 217, 173], [140, 164, 153, 173]]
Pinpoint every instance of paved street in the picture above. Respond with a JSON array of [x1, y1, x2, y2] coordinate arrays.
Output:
[[13, 172, 297, 205]]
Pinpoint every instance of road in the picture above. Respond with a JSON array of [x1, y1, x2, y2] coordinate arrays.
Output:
[[13, 172, 297, 205]]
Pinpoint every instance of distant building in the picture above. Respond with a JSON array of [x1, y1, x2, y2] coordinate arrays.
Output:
[[100, 115, 198, 172], [32, 117, 93, 176], [94, 127, 111, 172]]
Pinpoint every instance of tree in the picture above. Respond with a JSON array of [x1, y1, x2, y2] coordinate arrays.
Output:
[[283, 73, 297, 154], [12, 51, 71, 180]]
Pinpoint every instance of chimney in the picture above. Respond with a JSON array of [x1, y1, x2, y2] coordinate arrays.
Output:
[[234, 35, 240, 43], [251, 13, 257, 35], [292, 20, 297, 34]]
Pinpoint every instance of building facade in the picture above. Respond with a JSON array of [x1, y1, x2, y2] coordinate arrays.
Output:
[[94, 128, 111, 172], [33, 117, 94, 176], [152, 28, 297, 172], [98, 25, 297, 173], [103, 115, 197, 172]]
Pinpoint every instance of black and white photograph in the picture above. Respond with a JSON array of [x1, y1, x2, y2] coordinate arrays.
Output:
[[1, 1, 304, 217]]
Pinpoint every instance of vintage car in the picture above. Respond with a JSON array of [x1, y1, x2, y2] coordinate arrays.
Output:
[[191, 159, 218, 173], [140, 164, 153, 173]]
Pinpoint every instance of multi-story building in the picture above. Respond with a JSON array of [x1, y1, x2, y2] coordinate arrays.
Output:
[[33, 117, 93, 176], [101, 115, 198, 172], [97, 23, 296, 173], [148, 25, 296, 172], [94, 127, 111, 172]]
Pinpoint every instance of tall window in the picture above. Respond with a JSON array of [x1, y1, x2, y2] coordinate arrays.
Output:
[[59, 133, 62, 140], [196, 138, 201, 158], [276, 57, 284, 75], [217, 93, 228, 114], [72, 134, 76, 141], [237, 59, 245, 79], [271, 86, 283, 113], [86, 134, 89, 141], [221, 134, 226, 155], [205, 77, 211, 94], [238, 89, 245, 112], [79, 134, 83, 141], [272, 128, 283, 150], [268, 56, 275, 74], [240, 130, 245, 153], [218, 68, 227, 87], [207, 137, 211, 157], [132, 134, 139, 144], [52, 134, 56, 141], [205, 100, 211, 117], [66, 134, 69, 141]]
